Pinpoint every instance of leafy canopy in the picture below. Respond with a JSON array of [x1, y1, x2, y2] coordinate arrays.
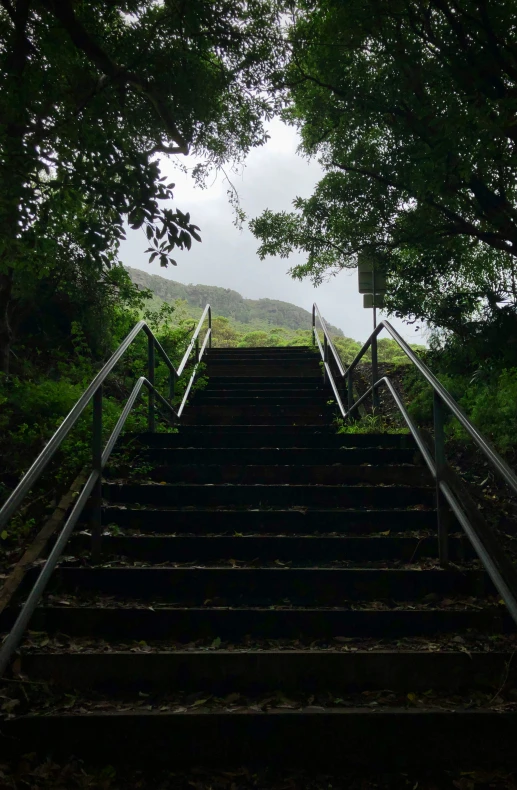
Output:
[[0, 0, 286, 369], [251, 0, 517, 338]]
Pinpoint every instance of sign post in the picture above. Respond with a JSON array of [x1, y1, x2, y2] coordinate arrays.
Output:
[[358, 254, 386, 410]]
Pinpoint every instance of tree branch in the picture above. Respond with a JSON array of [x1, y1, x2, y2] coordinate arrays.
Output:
[[148, 143, 186, 156], [330, 160, 517, 255], [41, 0, 189, 155]]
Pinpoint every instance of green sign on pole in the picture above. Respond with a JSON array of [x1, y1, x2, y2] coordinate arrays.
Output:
[[357, 253, 386, 296], [363, 293, 385, 308]]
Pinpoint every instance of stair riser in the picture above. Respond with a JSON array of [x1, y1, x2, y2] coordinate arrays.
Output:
[[131, 431, 415, 449], [138, 465, 430, 486], [100, 507, 437, 534], [103, 484, 435, 508], [195, 396, 329, 406], [204, 367, 322, 377], [200, 387, 325, 394], [26, 568, 490, 604], [205, 382, 325, 390], [185, 406, 334, 416], [181, 414, 334, 426], [206, 357, 320, 363], [20, 651, 513, 693], [68, 535, 473, 563], [3, 606, 505, 641], [207, 346, 318, 359], [205, 377, 324, 385], [206, 356, 320, 363], [137, 448, 419, 466], [3, 711, 516, 769]]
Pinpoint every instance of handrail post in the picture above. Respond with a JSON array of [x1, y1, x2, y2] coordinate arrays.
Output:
[[323, 334, 328, 385], [208, 308, 212, 349], [347, 368, 354, 412], [148, 334, 155, 433], [312, 305, 316, 345], [195, 336, 200, 363], [433, 391, 449, 564], [372, 328, 379, 411], [91, 385, 103, 559]]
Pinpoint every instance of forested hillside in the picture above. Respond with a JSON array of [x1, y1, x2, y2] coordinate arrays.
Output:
[[125, 266, 424, 360], [126, 266, 344, 336]]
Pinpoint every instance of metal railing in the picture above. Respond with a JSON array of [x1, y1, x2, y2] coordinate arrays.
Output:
[[0, 305, 211, 675], [312, 304, 347, 411], [312, 304, 517, 626]]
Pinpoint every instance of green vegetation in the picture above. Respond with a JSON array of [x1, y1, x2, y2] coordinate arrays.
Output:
[[0, 295, 206, 545], [403, 342, 517, 457], [250, 1, 517, 355], [336, 411, 409, 436], [0, 0, 285, 372], [0, 0, 285, 546]]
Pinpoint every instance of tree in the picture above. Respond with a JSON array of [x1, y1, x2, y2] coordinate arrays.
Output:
[[251, 0, 517, 338], [0, 0, 285, 371], [210, 316, 241, 348]]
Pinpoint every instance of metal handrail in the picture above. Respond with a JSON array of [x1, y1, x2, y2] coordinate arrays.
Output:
[[346, 375, 517, 625], [312, 303, 517, 625], [0, 377, 176, 675], [312, 303, 346, 377], [0, 306, 212, 675], [0, 307, 211, 532], [346, 320, 517, 497], [177, 304, 211, 377]]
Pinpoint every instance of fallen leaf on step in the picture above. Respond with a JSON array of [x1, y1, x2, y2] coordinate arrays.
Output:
[[2, 699, 19, 713]]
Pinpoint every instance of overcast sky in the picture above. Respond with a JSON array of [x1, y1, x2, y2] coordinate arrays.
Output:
[[120, 120, 426, 344]]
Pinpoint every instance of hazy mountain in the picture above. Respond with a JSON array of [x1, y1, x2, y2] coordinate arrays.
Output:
[[126, 266, 344, 337]]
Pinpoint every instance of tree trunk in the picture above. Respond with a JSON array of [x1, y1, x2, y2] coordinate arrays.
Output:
[[0, 270, 14, 374]]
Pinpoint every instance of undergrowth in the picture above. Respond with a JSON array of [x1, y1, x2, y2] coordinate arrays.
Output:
[[0, 298, 207, 555], [403, 359, 517, 458], [335, 410, 409, 435]]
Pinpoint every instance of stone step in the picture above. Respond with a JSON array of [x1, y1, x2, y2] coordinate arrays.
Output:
[[1, 605, 507, 641], [134, 464, 430, 486], [3, 709, 516, 769], [18, 650, 514, 693], [68, 535, 473, 563], [99, 506, 437, 534], [134, 447, 419, 466], [180, 406, 333, 425], [102, 482, 434, 508], [20, 566, 490, 604], [130, 430, 415, 449]]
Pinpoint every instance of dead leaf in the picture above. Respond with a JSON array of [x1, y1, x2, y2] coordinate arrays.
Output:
[[2, 699, 19, 713]]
